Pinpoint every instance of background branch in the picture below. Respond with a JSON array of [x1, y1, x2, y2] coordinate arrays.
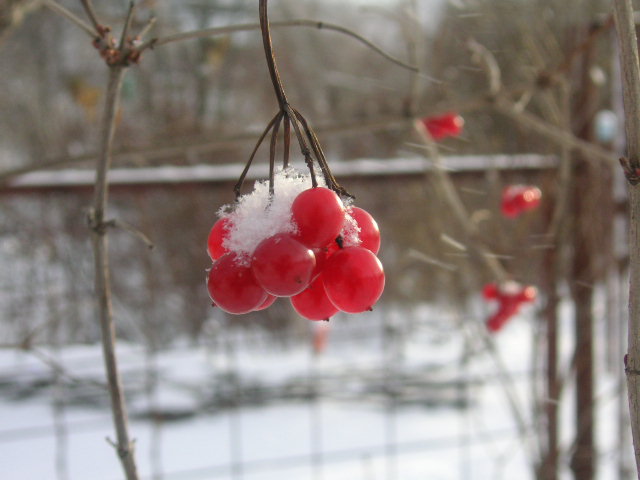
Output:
[[138, 19, 417, 73], [42, 0, 95, 37]]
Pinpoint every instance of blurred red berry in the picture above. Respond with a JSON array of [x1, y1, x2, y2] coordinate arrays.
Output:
[[501, 185, 542, 218], [419, 112, 464, 140]]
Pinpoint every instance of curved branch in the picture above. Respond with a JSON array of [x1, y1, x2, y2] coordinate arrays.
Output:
[[138, 20, 418, 73]]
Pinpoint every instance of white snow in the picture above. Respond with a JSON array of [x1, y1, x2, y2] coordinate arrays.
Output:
[[216, 167, 361, 260], [0, 302, 631, 480]]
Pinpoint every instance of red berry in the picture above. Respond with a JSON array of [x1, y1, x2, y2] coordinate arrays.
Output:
[[518, 286, 537, 303], [292, 187, 345, 248], [254, 294, 277, 311], [420, 113, 464, 140], [501, 185, 541, 218], [251, 233, 316, 296], [349, 207, 380, 254], [291, 276, 339, 321], [310, 247, 330, 281], [207, 218, 231, 260], [207, 253, 267, 314], [482, 283, 499, 300], [322, 247, 384, 313]]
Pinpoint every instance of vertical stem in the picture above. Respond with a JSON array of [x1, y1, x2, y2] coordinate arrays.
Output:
[[259, 0, 288, 109], [268, 115, 283, 196], [91, 65, 140, 480], [282, 115, 291, 169], [613, 1, 640, 477], [569, 25, 600, 480]]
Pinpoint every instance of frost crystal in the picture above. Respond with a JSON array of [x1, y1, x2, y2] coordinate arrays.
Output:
[[218, 167, 357, 260]]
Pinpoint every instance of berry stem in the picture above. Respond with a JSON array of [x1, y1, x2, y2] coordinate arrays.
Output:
[[259, 0, 289, 109], [282, 115, 291, 169], [268, 114, 283, 196], [234, 111, 282, 198], [249, 0, 351, 196]]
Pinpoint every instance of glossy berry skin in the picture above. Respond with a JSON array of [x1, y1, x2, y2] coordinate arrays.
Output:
[[207, 218, 231, 260], [322, 247, 384, 313], [291, 276, 339, 321], [310, 247, 330, 281], [350, 207, 381, 254], [420, 112, 464, 140], [292, 187, 345, 248], [207, 253, 267, 314], [501, 185, 542, 218], [251, 233, 316, 297], [254, 294, 277, 311]]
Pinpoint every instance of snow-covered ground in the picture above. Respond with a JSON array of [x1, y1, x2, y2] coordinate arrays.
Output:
[[0, 303, 630, 480]]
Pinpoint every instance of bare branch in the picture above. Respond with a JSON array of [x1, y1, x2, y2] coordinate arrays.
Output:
[[613, 0, 640, 476], [414, 122, 509, 283], [119, 1, 136, 50], [89, 66, 140, 480], [467, 38, 501, 96], [42, 0, 96, 37], [79, 0, 102, 34], [0, 115, 413, 185], [104, 218, 154, 249], [136, 16, 156, 42], [492, 96, 617, 166], [138, 20, 417, 73]]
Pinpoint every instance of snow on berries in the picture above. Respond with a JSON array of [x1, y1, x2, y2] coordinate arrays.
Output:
[[482, 281, 537, 332], [205, 168, 384, 320]]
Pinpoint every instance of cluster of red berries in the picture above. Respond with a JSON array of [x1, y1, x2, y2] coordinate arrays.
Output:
[[482, 282, 537, 332], [501, 185, 542, 218], [206, 187, 384, 320], [419, 112, 464, 140]]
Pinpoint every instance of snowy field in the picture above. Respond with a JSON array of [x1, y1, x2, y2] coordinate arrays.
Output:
[[0, 303, 629, 480]]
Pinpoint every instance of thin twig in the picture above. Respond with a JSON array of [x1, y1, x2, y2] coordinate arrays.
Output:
[[282, 115, 291, 169], [492, 96, 617, 166], [467, 39, 501, 96], [467, 37, 617, 167], [42, 0, 96, 37], [119, 2, 136, 50], [0, 115, 413, 185], [415, 123, 508, 282], [79, 0, 102, 33], [137, 20, 417, 73], [105, 218, 154, 249], [136, 16, 156, 42], [268, 114, 283, 196], [234, 112, 281, 198], [29, 348, 108, 389]]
